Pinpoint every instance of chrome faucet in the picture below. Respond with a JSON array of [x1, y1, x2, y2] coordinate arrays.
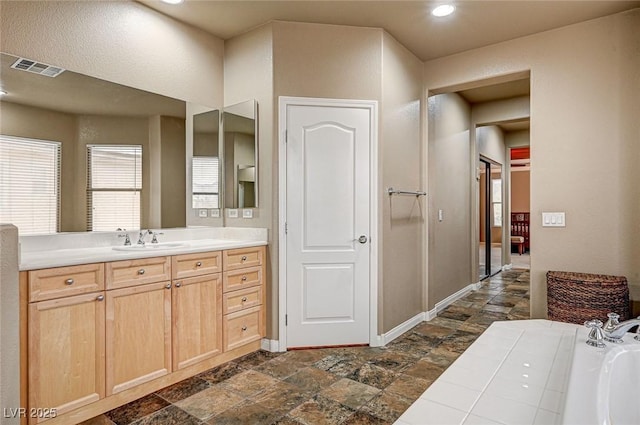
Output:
[[137, 229, 152, 245], [603, 312, 640, 343], [117, 228, 131, 246]]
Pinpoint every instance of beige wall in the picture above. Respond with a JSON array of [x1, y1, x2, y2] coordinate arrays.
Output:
[[0, 1, 224, 107], [427, 93, 472, 308], [0, 225, 19, 425], [224, 21, 424, 337], [380, 33, 425, 331], [424, 9, 640, 317], [511, 170, 531, 213], [160, 116, 187, 228]]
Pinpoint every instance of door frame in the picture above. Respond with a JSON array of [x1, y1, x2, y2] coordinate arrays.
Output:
[[278, 96, 379, 351]]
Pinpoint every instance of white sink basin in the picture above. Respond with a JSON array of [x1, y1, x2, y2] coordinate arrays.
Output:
[[112, 242, 188, 251]]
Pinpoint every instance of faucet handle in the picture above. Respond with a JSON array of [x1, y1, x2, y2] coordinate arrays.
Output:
[[151, 232, 164, 244], [584, 319, 606, 348], [604, 312, 620, 332]]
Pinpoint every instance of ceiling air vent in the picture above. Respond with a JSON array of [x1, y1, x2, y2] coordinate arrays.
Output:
[[10, 57, 65, 78]]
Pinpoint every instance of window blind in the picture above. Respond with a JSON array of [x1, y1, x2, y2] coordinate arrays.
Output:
[[0, 135, 61, 235], [192, 156, 219, 208], [87, 145, 142, 231]]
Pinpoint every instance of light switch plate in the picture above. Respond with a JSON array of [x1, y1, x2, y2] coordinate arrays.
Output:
[[438, 209, 444, 222], [542, 212, 565, 227], [198, 209, 208, 218], [242, 209, 253, 219], [210, 209, 220, 218], [227, 209, 238, 218]]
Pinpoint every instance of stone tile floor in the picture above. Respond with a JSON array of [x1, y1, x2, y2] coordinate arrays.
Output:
[[83, 269, 530, 425]]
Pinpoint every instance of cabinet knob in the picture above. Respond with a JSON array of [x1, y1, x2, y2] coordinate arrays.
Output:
[[65, 278, 74, 285], [175, 282, 182, 288], [165, 283, 172, 289], [241, 256, 247, 262], [241, 326, 248, 331], [96, 295, 104, 301], [138, 269, 145, 275], [241, 276, 247, 281], [241, 297, 248, 302], [196, 261, 202, 267]]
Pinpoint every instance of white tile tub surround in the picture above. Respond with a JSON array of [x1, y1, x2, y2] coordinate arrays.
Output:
[[396, 320, 579, 425], [19, 227, 268, 270]]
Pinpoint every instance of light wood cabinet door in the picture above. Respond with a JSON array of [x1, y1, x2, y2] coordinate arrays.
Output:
[[223, 306, 263, 352], [28, 292, 106, 423], [172, 251, 222, 280], [172, 274, 223, 370], [105, 256, 171, 290], [223, 285, 262, 315], [223, 266, 263, 293], [105, 281, 172, 395], [28, 263, 104, 302], [223, 246, 264, 271]]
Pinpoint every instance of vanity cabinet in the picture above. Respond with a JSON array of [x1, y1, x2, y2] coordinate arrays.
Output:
[[28, 292, 106, 420], [171, 251, 223, 370], [105, 282, 172, 395], [222, 246, 265, 352], [22, 244, 266, 425]]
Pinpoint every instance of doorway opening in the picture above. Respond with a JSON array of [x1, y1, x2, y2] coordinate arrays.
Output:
[[479, 156, 503, 280], [509, 146, 530, 270]]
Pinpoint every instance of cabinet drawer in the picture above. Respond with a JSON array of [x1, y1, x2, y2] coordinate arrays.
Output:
[[223, 306, 263, 352], [223, 266, 262, 293], [172, 251, 222, 279], [223, 286, 262, 314], [29, 263, 104, 302], [105, 256, 171, 289], [223, 246, 264, 271]]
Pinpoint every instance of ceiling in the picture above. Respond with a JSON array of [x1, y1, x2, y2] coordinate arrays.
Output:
[[139, 0, 640, 62], [0, 53, 185, 118]]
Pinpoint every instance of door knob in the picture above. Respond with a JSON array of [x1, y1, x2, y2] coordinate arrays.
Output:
[[357, 235, 368, 244]]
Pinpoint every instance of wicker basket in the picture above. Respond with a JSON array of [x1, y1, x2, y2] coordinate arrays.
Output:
[[547, 271, 630, 324]]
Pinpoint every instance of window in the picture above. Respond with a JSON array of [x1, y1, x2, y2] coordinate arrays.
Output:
[[492, 178, 502, 227], [0, 135, 61, 235], [192, 156, 219, 208], [87, 145, 142, 231]]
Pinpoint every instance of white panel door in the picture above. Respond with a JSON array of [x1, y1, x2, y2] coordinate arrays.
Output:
[[285, 103, 371, 348]]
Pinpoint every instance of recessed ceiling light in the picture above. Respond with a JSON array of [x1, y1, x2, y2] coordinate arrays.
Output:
[[161, 0, 184, 4], [432, 4, 455, 17]]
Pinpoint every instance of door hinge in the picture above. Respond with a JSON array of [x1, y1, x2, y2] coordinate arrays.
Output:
[[285, 222, 288, 235], [285, 314, 288, 326]]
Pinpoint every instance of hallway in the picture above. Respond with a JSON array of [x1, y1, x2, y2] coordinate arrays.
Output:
[[85, 269, 530, 425]]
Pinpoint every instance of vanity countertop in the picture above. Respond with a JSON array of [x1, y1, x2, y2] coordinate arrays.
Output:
[[19, 227, 268, 271]]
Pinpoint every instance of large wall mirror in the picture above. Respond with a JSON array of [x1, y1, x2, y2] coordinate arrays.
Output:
[[223, 100, 258, 209], [0, 52, 218, 233]]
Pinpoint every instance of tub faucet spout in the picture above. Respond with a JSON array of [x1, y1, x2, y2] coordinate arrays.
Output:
[[603, 312, 640, 343]]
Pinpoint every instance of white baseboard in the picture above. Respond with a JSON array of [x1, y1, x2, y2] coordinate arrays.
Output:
[[426, 282, 479, 321], [379, 312, 426, 345], [261, 338, 282, 352], [273, 281, 484, 350]]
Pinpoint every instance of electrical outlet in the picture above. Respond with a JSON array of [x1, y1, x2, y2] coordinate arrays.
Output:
[[227, 209, 238, 218], [210, 209, 220, 218], [242, 209, 253, 219], [198, 209, 208, 218]]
